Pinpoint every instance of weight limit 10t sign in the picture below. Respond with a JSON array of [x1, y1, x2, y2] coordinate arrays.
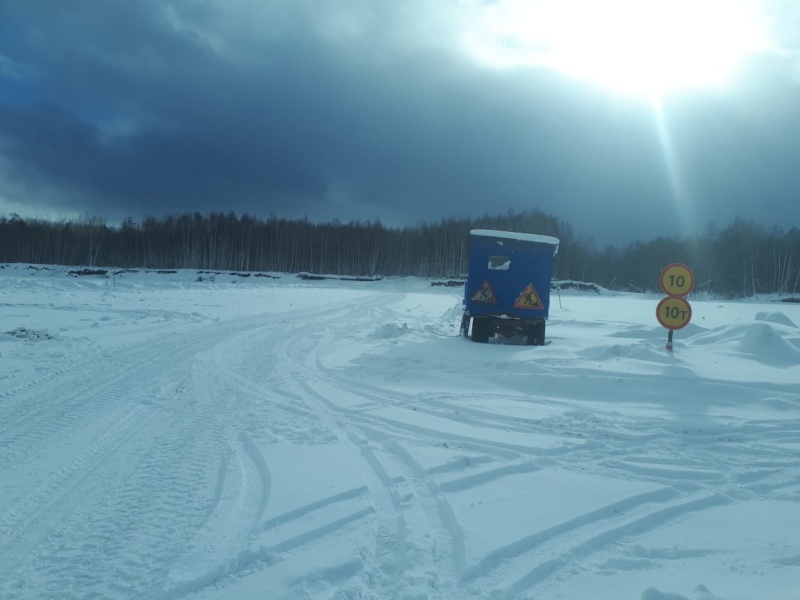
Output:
[[656, 296, 692, 330]]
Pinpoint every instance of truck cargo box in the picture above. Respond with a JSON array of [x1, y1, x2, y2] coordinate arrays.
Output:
[[461, 229, 559, 345]]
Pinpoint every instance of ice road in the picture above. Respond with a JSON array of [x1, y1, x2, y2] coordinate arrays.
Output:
[[1, 265, 799, 600]]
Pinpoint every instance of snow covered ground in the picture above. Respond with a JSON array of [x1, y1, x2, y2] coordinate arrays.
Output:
[[1, 264, 799, 600]]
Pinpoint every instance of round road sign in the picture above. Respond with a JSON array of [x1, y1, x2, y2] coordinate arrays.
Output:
[[660, 263, 695, 296], [660, 263, 694, 296], [656, 296, 692, 330]]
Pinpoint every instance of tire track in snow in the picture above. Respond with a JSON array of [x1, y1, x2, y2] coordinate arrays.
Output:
[[158, 432, 275, 599], [291, 392, 726, 595], [367, 432, 692, 598], [200, 290, 798, 598], [148, 296, 394, 598], [507, 493, 729, 596], [283, 384, 411, 597], [271, 290, 559, 597], [0, 340, 173, 467], [146, 326, 289, 598], [274, 291, 542, 597], [266, 293, 445, 598], [238, 431, 272, 525], [268, 288, 785, 598], [0, 322, 230, 583], [367, 433, 468, 584], [291, 379, 469, 595], [72, 322, 276, 599], [0, 402, 161, 580], [0, 347, 95, 403], [257, 486, 370, 534], [0, 316, 273, 600], [6, 376, 197, 596], [160, 510, 374, 600], [459, 486, 681, 585]]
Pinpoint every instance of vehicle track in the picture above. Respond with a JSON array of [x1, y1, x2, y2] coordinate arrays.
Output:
[[5, 283, 798, 599], [260, 288, 800, 597], [0, 315, 278, 599]]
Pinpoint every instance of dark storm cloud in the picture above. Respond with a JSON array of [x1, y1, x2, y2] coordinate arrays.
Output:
[[0, 0, 340, 215], [1, 0, 799, 243]]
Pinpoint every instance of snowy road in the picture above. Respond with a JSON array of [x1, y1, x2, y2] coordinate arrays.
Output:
[[1, 267, 800, 599]]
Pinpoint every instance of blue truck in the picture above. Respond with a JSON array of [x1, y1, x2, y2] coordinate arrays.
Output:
[[461, 229, 560, 345]]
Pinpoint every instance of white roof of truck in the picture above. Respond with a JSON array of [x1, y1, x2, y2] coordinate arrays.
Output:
[[470, 229, 560, 246]]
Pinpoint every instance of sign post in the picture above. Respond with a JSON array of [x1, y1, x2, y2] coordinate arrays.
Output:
[[657, 263, 694, 351]]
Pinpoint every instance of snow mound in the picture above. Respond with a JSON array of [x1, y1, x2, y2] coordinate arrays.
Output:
[[688, 324, 749, 346], [372, 323, 410, 339], [608, 325, 662, 340], [673, 322, 709, 337], [737, 322, 800, 366], [641, 585, 725, 600], [443, 304, 464, 322], [774, 553, 800, 566], [687, 321, 800, 366], [641, 588, 691, 600], [755, 311, 797, 328], [579, 342, 674, 364]]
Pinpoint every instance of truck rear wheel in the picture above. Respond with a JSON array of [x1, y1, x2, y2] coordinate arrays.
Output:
[[471, 317, 490, 343], [526, 321, 546, 346]]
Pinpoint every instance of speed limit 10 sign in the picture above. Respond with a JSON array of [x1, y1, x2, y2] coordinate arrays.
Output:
[[656, 296, 692, 330], [660, 263, 695, 296]]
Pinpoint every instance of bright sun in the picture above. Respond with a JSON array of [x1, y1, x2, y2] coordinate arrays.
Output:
[[464, 0, 772, 97]]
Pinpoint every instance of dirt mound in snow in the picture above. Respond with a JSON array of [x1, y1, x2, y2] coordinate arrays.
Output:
[[4, 327, 54, 341], [552, 280, 618, 295]]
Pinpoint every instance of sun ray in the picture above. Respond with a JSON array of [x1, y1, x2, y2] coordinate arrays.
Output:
[[463, 0, 774, 97], [650, 95, 696, 237]]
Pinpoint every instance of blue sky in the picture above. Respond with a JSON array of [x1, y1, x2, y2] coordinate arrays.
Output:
[[0, 0, 799, 244]]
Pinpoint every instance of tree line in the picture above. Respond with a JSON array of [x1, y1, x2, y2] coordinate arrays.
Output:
[[1, 210, 798, 298]]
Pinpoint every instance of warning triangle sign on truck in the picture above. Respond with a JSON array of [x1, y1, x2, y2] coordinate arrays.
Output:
[[470, 280, 497, 304], [514, 283, 543, 309]]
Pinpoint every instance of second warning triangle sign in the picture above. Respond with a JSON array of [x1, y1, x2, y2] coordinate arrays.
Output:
[[470, 280, 497, 304], [514, 283, 543, 309]]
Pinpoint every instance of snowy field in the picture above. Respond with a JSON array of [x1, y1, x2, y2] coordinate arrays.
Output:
[[1, 264, 800, 600]]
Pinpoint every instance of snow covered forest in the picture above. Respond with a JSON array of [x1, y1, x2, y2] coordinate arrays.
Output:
[[1, 210, 798, 297]]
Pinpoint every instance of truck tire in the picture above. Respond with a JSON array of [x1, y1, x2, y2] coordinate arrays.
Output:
[[536, 321, 546, 346], [471, 317, 490, 343], [461, 313, 470, 337], [526, 321, 546, 346]]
